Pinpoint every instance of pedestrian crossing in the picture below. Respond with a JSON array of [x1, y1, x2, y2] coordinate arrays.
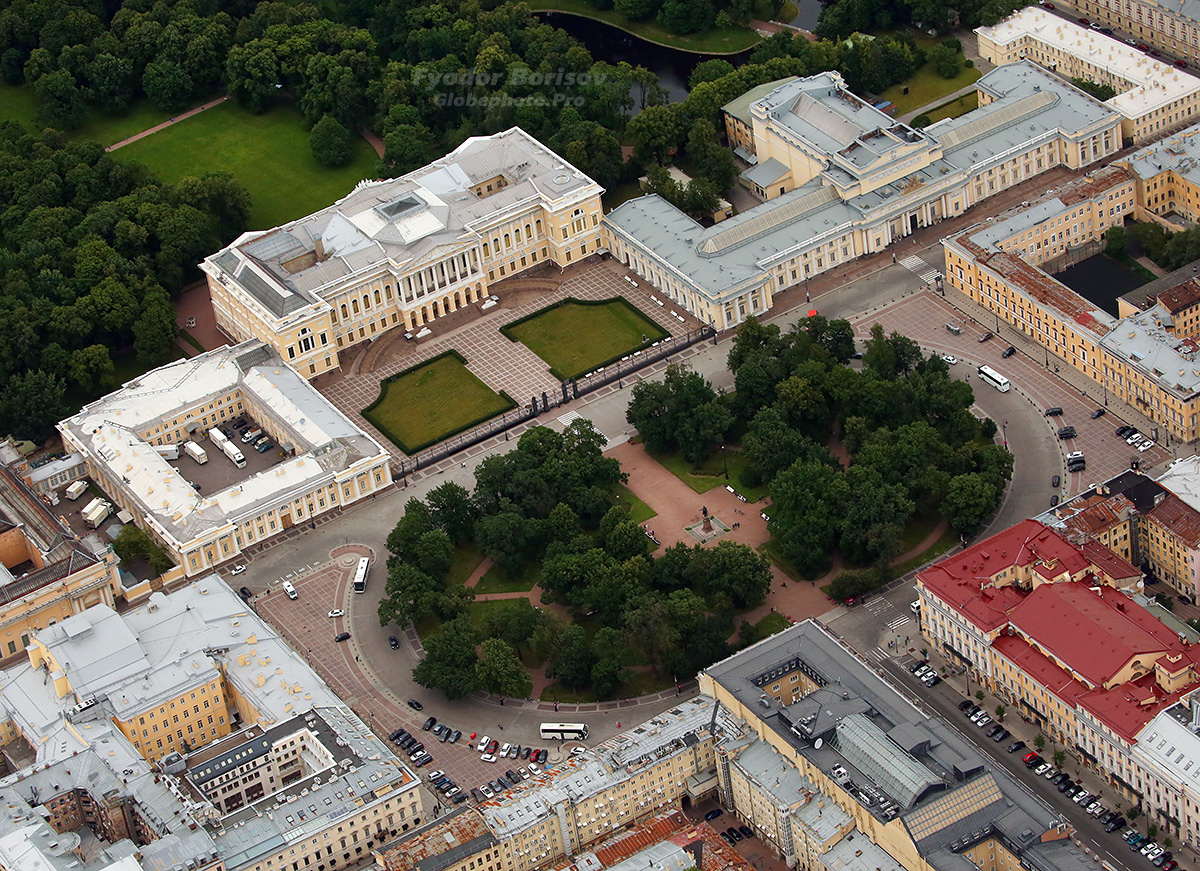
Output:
[[887, 615, 910, 631], [871, 647, 889, 662], [898, 254, 940, 284]]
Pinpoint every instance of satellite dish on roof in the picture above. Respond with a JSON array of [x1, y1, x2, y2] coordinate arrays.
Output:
[[814, 738, 824, 749]]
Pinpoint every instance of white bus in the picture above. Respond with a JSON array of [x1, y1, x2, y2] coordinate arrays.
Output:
[[540, 722, 589, 741], [977, 365, 1011, 393], [352, 557, 369, 594]]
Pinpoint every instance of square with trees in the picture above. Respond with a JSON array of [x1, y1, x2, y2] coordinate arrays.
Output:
[[363, 352, 515, 454], [501, 297, 669, 381]]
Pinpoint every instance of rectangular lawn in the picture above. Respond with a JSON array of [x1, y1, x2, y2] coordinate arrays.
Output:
[[503, 298, 668, 380], [363, 353, 515, 454], [113, 101, 377, 230]]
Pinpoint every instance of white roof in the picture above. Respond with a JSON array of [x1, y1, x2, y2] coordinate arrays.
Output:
[[977, 8, 1200, 118]]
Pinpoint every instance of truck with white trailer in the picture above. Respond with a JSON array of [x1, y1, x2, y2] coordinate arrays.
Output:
[[184, 442, 208, 464], [208, 428, 229, 449], [65, 480, 88, 500], [154, 444, 180, 460], [221, 440, 246, 469]]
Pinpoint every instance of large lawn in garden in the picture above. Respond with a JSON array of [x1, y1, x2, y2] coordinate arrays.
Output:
[[114, 101, 377, 230], [503, 299, 668, 380], [876, 53, 981, 116], [363, 353, 515, 454]]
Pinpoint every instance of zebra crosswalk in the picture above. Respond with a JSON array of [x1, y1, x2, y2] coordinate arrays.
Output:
[[887, 615, 910, 631], [898, 254, 940, 284]]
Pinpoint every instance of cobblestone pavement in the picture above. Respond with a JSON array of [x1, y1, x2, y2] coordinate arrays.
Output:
[[321, 262, 702, 468]]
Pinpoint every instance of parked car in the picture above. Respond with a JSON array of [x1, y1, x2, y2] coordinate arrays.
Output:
[[1139, 440, 1155, 452], [389, 635, 400, 649], [407, 699, 423, 711], [450, 729, 462, 743], [992, 728, 1010, 743], [739, 826, 753, 839], [1127, 431, 1143, 444], [726, 827, 743, 842], [256, 440, 274, 453], [1052, 475, 1060, 488], [536, 749, 548, 763], [704, 807, 725, 821], [1034, 763, 1052, 775], [1002, 346, 1016, 358], [521, 746, 533, 759], [975, 714, 992, 728], [487, 739, 499, 754], [477, 735, 491, 752], [1117, 425, 1133, 437], [1045, 407, 1064, 416], [924, 675, 941, 687], [987, 724, 1004, 739], [1091, 408, 1106, 418], [422, 717, 437, 731], [239, 586, 253, 599], [958, 700, 975, 712], [942, 354, 958, 365], [1073, 789, 1092, 804], [979, 331, 994, 342], [334, 631, 350, 642], [1057, 426, 1077, 440], [479, 784, 495, 799], [528, 763, 542, 775], [1006, 740, 1026, 753], [481, 753, 498, 763]]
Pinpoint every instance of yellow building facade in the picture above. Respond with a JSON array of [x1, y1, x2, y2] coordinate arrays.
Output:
[[203, 128, 604, 380]]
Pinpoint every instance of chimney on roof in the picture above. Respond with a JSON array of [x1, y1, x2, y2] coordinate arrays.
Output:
[[314, 236, 328, 263]]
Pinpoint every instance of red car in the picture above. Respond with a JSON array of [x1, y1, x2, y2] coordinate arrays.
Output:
[[487, 739, 499, 754], [1137, 43, 1149, 51], [1077, 16, 1089, 24], [1176, 59, 1189, 68], [1041, 1, 1054, 7]]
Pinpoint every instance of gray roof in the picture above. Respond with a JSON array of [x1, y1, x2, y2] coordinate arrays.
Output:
[[703, 620, 1085, 871], [1125, 122, 1200, 184], [934, 62, 1121, 175], [1099, 306, 1200, 398], [742, 157, 790, 187], [606, 183, 859, 298], [721, 77, 802, 126]]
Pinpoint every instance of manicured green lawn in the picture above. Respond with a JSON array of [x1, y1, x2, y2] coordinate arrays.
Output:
[[877, 59, 981, 116], [363, 353, 515, 454], [0, 84, 38, 128], [602, 180, 646, 212], [476, 561, 541, 594], [613, 483, 656, 524], [114, 101, 377, 230], [504, 299, 668, 380], [528, 0, 760, 53], [922, 91, 978, 125], [75, 99, 194, 148], [754, 611, 791, 637], [648, 447, 769, 502]]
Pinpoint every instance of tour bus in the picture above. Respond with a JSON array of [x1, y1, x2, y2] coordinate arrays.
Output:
[[977, 365, 1011, 393], [540, 722, 589, 741], [352, 557, 369, 594]]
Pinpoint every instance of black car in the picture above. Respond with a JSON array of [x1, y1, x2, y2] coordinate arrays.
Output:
[[705, 809, 724, 821], [521, 746, 532, 759], [965, 704, 980, 717], [958, 700, 974, 712], [992, 728, 1010, 743], [987, 724, 1003, 738], [407, 699, 423, 711], [1117, 425, 1132, 437], [739, 826, 753, 839], [334, 631, 351, 642], [1105, 817, 1126, 833], [389, 635, 400, 650], [1052, 772, 1071, 786], [399, 735, 416, 750], [393, 729, 410, 744], [1057, 426, 1076, 440], [409, 741, 425, 755], [726, 827, 743, 842], [471, 788, 486, 803], [452, 792, 469, 803], [506, 769, 520, 783], [450, 729, 462, 743], [496, 776, 511, 789], [722, 833, 736, 846], [1060, 782, 1079, 795], [1024, 755, 1044, 768], [979, 331, 994, 342], [422, 716, 437, 731], [1091, 408, 1106, 419], [1045, 407, 1064, 416], [1006, 740, 1026, 753], [239, 586, 253, 599], [908, 661, 926, 673], [389, 728, 405, 741], [536, 749, 548, 764], [1051, 495, 1059, 506], [1051, 475, 1060, 488]]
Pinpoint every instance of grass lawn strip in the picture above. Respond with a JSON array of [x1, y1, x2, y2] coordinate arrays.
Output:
[[114, 101, 377, 230], [613, 483, 656, 524], [503, 298, 668, 380], [476, 561, 541, 594], [922, 91, 978, 124], [877, 56, 981, 115], [363, 351, 516, 454], [648, 447, 769, 501]]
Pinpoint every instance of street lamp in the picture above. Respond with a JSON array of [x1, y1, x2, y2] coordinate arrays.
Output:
[[721, 444, 729, 480], [1002, 419, 1008, 449]]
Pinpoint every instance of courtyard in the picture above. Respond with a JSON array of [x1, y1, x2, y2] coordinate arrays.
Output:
[[502, 297, 669, 380]]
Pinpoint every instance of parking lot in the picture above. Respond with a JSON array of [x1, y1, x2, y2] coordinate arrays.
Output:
[[165, 417, 290, 495]]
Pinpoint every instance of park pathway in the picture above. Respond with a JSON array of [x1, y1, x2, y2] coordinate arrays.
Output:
[[105, 95, 230, 152]]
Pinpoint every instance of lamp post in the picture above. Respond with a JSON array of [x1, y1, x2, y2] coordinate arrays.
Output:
[[1002, 419, 1008, 449], [721, 444, 729, 480]]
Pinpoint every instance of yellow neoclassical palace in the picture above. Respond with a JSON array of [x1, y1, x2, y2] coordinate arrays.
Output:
[[202, 128, 604, 380]]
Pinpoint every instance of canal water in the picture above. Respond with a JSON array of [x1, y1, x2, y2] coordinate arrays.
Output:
[[789, 0, 826, 31], [537, 11, 754, 104]]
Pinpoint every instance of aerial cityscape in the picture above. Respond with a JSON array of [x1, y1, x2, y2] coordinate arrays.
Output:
[[12, 2, 1200, 871]]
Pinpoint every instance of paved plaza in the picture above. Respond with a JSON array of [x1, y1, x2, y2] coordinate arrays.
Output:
[[321, 261, 702, 467]]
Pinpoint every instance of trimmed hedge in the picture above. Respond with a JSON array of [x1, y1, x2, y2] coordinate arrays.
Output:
[[362, 350, 517, 455], [500, 296, 670, 381]]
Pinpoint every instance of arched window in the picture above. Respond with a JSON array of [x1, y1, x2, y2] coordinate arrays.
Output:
[[504, 233, 511, 249], [374, 289, 382, 305], [483, 242, 490, 257], [341, 304, 348, 319], [362, 294, 370, 311], [351, 299, 360, 314], [298, 327, 315, 353]]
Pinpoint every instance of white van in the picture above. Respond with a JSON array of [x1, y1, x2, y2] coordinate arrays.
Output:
[[282, 581, 298, 599]]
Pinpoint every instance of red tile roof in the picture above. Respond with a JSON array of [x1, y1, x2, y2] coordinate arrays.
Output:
[[1007, 583, 1179, 687], [1158, 280, 1200, 316], [917, 520, 1088, 630], [1079, 539, 1140, 583], [993, 634, 1088, 704]]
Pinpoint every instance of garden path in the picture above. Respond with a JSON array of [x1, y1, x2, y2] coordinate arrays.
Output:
[[105, 95, 230, 151]]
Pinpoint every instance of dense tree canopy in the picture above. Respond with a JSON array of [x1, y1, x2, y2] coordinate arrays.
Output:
[[380, 419, 773, 700], [0, 126, 250, 440], [717, 317, 1013, 581]]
